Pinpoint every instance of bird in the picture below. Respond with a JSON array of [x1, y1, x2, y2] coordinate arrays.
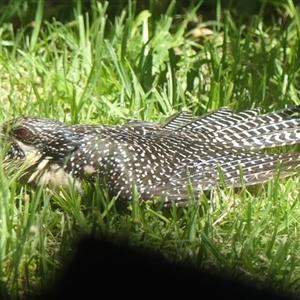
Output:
[[2, 105, 300, 205]]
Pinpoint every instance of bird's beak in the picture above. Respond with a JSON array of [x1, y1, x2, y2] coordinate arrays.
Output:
[[0, 126, 9, 152], [0, 124, 10, 141], [0, 125, 5, 138]]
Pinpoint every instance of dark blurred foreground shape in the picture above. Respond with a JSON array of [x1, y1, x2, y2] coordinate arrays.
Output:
[[39, 235, 294, 300]]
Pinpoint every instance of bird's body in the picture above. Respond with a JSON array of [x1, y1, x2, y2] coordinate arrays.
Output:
[[3, 106, 300, 204]]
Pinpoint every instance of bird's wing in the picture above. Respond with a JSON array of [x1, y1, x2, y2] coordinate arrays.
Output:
[[148, 151, 300, 203]]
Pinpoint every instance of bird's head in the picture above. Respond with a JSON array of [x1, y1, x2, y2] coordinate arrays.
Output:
[[2, 117, 80, 161]]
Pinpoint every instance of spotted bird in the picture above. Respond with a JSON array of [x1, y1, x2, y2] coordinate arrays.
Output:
[[2, 106, 300, 204]]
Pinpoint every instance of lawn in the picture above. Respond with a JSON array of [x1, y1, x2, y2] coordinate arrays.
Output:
[[1, 0, 300, 298]]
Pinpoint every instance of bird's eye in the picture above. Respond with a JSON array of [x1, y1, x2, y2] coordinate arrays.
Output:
[[14, 128, 28, 140]]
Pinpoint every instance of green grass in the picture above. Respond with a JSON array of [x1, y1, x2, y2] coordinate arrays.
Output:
[[1, 0, 300, 298]]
